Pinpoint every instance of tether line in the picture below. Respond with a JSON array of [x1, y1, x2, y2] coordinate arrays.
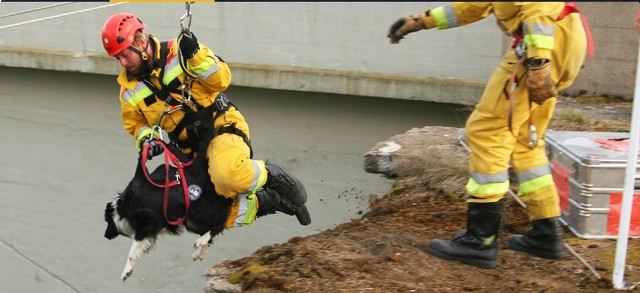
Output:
[[0, 2, 73, 20], [0, 2, 127, 30]]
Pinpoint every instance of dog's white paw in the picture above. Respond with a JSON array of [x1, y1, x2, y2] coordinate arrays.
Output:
[[121, 239, 149, 281], [193, 232, 211, 248], [192, 244, 209, 261], [192, 232, 212, 261], [121, 263, 134, 282]]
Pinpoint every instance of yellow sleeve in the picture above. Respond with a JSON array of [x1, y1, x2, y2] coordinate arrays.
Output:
[[186, 43, 232, 93], [119, 88, 154, 151], [517, 2, 564, 60], [422, 2, 493, 30]]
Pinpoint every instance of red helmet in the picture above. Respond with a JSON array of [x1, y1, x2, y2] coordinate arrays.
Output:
[[101, 13, 147, 57]]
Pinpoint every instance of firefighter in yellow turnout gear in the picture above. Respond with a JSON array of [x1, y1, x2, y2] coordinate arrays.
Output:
[[102, 13, 311, 228], [388, 2, 590, 268]]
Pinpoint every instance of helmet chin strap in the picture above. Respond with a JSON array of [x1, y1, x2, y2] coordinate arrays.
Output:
[[127, 36, 152, 74]]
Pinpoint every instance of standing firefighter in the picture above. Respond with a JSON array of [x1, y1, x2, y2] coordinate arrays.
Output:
[[388, 2, 592, 268], [102, 12, 311, 228]]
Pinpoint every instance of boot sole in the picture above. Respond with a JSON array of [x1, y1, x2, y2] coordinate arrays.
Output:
[[505, 241, 565, 259], [425, 245, 497, 269]]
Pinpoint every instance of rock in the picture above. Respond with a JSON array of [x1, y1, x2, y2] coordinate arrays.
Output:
[[204, 265, 242, 293], [364, 126, 466, 178], [363, 141, 402, 177]]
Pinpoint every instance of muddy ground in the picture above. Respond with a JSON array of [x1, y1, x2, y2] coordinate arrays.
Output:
[[206, 95, 640, 292]]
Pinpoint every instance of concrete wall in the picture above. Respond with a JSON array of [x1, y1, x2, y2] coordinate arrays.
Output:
[[0, 2, 636, 104], [566, 3, 639, 98]]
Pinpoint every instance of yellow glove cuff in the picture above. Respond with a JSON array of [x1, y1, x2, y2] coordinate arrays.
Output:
[[421, 12, 437, 30]]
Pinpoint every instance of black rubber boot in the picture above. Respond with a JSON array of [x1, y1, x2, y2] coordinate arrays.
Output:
[[264, 160, 307, 206], [505, 217, 565, 259], [425, 200, 503, 269], [264, 160, 310, 225], [255, 188, 311, 226]]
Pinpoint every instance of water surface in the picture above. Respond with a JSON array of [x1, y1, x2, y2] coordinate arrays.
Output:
[[0, 67, 465, 292]]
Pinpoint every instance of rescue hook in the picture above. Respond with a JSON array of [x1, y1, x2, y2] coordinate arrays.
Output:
[[180, 2, 194, 34]]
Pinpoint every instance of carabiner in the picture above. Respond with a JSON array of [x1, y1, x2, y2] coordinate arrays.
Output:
[[528, 123, 538, 149], [150, 125, 165, 141], [180, 2, 193, 34], [180, 83, 190, 101]]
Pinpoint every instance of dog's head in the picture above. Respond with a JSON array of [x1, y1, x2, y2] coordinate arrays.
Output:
[[104, 178, 143, 240], [104, 199, 120, 239]]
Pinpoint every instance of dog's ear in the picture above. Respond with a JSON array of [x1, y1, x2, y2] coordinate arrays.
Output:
[[104, 202, 120, 239], [104, 202, 114, 222]]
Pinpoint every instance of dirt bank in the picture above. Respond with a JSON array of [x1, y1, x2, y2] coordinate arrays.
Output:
[[205, 96, 640, 292]]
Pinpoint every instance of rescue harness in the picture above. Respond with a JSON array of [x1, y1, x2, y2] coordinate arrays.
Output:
[[509, 2, 594, 58], [138, 40, 252, 225], [135, 2, 256, 225], [141, 40, 252, 160], [140, 140, 195, 226]]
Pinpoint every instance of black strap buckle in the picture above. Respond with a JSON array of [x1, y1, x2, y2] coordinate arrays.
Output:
[[213, 93, 231, 112]]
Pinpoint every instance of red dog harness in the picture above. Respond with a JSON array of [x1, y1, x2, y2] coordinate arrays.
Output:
[[141, 141, 194, 225]]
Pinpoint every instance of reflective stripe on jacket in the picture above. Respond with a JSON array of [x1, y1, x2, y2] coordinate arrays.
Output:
[[427, 2, 565, 60]]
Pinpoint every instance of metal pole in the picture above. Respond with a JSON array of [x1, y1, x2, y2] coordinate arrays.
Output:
[[612, 22, 640, 289]]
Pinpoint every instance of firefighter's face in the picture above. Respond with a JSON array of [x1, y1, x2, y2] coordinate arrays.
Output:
[[114, 46, 144, 75]]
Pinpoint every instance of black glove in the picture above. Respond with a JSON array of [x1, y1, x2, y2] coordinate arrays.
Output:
[[388, 18, 408, 44], [387, 14, 426, 44], [141, 138, 164, 160], [179, 31, 199, 59]]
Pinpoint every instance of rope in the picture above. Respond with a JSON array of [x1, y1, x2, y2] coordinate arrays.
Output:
[[0, 2, 126, 30], [506, 57, 537, 149], [563, 241, 602, 280], [177, 32, 199, 80], [0, 2, 73, 19]]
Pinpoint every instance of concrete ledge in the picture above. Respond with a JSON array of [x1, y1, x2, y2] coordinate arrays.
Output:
[[0, 47, 120, 75], [0, 47, 483, 105], [230, 64, 483, 105]]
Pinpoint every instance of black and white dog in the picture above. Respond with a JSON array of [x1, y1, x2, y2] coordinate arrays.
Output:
[[104, 159, 233, 281]]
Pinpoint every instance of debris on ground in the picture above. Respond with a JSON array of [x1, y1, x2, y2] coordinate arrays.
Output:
[[205, 96, 640, 292]]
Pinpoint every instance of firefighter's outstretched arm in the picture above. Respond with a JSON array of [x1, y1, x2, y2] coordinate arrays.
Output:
[[387, 2, 492, 44]]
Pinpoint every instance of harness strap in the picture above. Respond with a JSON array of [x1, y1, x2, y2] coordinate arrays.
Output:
[[142, 79, 182, 107], [510, 33, 523, 49], [169, 92, 238, 152], [169, 105, 213, 154], [216, 123, 253, 159], [169, 92, 254, 172], [141, 41, 178, 106], [509, 3, 594, 58], [142, 41, 204, 108], [506, 57, 537, 149], [179, 93, 232, 179], [557, 2, 594, 57], [140, 140, 193, 225]]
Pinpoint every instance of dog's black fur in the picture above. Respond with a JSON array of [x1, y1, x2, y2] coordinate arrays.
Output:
[[104, 160, 233, 281]]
